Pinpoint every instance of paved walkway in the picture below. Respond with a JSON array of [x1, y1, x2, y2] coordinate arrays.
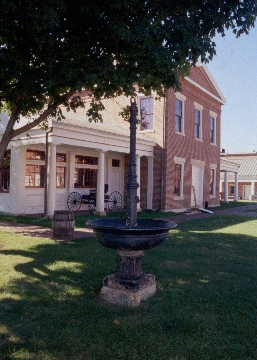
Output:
[[167, 203, 257, 224], [0, 203, 256, 241]]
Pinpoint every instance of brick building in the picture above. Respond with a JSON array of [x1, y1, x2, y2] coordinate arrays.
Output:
[[162, 63, 225, 211], [0, 62, 225, 216]]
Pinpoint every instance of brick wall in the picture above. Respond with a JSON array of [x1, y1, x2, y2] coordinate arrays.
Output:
[[163, 67, 222, 211]]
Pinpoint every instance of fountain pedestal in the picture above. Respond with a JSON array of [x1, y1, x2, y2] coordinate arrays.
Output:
[[101, 250, 155, 306], [87, 218, 176, 306]]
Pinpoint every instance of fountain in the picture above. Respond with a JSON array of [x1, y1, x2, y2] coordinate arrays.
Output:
[[87, 97, 176, 306]]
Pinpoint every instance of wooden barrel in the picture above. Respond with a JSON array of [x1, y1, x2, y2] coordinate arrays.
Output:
[[52, 210, 75, 239]]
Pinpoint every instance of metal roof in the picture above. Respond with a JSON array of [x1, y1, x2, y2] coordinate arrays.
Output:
[[221, 156, 257, 178]]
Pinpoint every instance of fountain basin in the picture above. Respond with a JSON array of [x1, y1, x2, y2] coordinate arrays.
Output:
[[86, 218, 176, 250]]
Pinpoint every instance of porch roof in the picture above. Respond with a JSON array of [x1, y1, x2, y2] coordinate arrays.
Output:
[[9, 116, 156, 158], [220, 158, 240, 173]]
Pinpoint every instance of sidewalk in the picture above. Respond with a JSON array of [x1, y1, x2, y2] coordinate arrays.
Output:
[[170, 203, 257, 223], [0, 203, 256, 241]]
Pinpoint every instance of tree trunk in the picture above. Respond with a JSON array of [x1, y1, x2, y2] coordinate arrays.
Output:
[[0, 113, 17, 164]]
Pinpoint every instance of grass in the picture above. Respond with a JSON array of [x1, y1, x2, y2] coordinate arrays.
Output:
[[0, 209, 177, 229], [0, 200, 255, 228], [212, 200, 256, 210], [0, 215, 256, 359]]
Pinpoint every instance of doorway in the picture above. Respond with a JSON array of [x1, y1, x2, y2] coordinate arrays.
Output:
[[242, 185, 251, 200], [191, 166, 204, 207]]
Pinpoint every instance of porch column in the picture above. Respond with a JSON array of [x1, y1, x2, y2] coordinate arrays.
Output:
[[68, 152, 75, 194], [219, 178, 223, 193], [136, 154, 141, 211], [47, 143, 57, 217], [10, 146, 27, 214], [147, 156, 154, 210], [234, 172, 238, 202], [224, 170, 229, 203], [95, 150, 106, 216], [251, 181, 255, 200]]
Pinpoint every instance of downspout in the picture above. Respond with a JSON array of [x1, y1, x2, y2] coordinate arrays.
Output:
[[160, 96, 167, 211], [44, 127, 53, 216]]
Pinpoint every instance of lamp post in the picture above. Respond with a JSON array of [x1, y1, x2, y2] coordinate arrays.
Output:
[[126, 97, 140, 228]]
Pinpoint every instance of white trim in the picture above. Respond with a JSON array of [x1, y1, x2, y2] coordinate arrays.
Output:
[[194, 102, 203, 111], [185, 62, 226, 104], [174, 156, 185, 164], [174, 196, 184, 201], [186, 77, 226, 104], [191, 159, 205, 166], [210, 110, 217, 118], [175, 92, 186, 102]]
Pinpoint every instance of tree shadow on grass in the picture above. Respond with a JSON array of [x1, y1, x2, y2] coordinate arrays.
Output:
[[0, 215, 256, 359]]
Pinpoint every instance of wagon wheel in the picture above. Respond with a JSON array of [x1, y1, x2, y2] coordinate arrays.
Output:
[[108, 191, 122, 212], [67, 192, 82, 211], [88, 203, 96, 214]]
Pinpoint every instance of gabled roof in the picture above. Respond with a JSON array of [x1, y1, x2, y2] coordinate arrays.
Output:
[[185, 62, 226, 105]]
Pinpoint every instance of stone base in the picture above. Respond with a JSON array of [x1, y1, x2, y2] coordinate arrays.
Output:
[[100, 273, 156, 307]]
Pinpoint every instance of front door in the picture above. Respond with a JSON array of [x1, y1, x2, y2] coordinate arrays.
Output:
[[191, 166, 203, 207], [107, 158, 122, 195], [242, 185, 251, 200]]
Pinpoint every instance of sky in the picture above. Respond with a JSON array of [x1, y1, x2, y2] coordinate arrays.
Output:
[[207, 25, 257, 154]]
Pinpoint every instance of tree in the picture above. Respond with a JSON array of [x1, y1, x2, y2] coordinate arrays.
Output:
[[1, 0, 256, 164]]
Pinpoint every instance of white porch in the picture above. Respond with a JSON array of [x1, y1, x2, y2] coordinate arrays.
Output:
[[220, 159, 240, 203], [0, 120, 155, 217]]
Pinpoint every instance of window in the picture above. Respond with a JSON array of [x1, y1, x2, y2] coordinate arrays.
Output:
[[194, 102, 203, 140], [56, 153, 66, 162], [112, 159, 120, 167], [56, 167, 65, 188], [174, 157, 185, 199], [0, 150, 10, 192], [25, 165, 45, 187], [230, 186, 234, 195], [210, 111, 217, 145], [210, 117, 215, 143], [210, 167, 217, 197], [139, 97, 154, 130], [26, 149, 45, 161], [75, 155, 98, 165], [74, 168, 97, 188], [174, 164, 182, 196], [194, 109, 201, 139], [174, 93, 186, 135], [26, 149, 45, 187], [175, 99, 182, 132]]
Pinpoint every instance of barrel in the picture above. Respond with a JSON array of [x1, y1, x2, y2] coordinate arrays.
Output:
[[52, 210, 75, 239]]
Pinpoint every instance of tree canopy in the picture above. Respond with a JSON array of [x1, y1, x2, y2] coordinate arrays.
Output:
[[0, 0, 256, 162]]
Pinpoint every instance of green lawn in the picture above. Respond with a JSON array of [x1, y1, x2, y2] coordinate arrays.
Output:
[[0, 200, 255, 229], [0, 215, 256, 359], [0, 209, 178, 229]]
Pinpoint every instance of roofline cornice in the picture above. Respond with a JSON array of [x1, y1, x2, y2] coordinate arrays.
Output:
[[185, 77, 226, 105]]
